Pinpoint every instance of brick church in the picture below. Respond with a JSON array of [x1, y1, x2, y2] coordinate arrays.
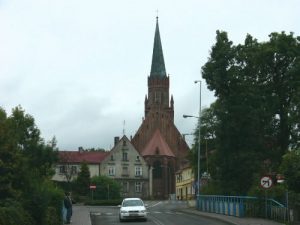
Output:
[[132, 18, 190, 199]]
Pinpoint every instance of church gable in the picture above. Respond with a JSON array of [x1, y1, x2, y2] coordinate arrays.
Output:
[[142, 129, 175, 157]]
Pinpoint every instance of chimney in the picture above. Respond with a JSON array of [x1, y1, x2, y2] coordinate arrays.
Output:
[[114, 136, 120, 146]]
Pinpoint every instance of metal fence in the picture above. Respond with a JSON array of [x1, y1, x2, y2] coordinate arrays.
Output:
[[197, 195, 288, 222]]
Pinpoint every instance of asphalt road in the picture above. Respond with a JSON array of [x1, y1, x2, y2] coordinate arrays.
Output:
[[90, 200, 231, 225]]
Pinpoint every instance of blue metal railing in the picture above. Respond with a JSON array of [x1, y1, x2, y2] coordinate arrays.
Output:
[[197, 195, 287, 221]]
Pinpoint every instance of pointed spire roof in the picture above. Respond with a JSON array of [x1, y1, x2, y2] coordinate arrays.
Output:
[[141, 129, 174, 157], [150, 17, 166, 78]]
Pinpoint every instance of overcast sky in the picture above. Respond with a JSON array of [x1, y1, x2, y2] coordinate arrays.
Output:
[[1, 0, 299, 150]]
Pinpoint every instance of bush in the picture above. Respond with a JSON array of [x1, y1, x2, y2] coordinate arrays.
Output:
[[200, 180, 223, 195], [44, 207, 61, 225], [0, 200, 33, 225], [22, 180, 64, 225], [90, 176, 121, 200], [84, 199, 122, 206]]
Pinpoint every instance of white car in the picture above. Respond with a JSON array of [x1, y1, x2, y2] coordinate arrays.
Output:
[[119, 198, 147, 222]]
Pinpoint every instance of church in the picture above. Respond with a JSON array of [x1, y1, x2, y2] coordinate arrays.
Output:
[[132, 17, 190, 199]]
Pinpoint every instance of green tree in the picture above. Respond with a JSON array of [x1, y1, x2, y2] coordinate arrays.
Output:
[[201, 31, 300, 194], [0, 106, 62, 225], [279, 149, 300, 192], [90, 176, 121, 200], [188, 102, 219, 180], [75, 162, 91, 195]]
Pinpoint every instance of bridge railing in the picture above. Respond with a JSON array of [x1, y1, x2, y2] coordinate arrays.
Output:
[[197, 195, 287, 222]]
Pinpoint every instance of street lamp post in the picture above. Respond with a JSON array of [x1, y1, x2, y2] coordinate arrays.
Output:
[[183, 80, 201, 206]]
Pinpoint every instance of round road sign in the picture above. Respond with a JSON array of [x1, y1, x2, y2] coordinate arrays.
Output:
[[260, 176, 273, 189]]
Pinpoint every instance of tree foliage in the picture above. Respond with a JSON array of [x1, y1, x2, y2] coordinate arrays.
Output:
[[0, 106, 62, 225], [75, 162, 91, 195], [199, 31, 300, 195], [279, 150, 300, 192], [90, 176, 121, 200]]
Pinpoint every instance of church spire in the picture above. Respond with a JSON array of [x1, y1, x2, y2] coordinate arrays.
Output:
[[150, 17, 166, 78]]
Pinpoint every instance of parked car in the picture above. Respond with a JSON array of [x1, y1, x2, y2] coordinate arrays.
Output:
[[118, 198, 147, 222]]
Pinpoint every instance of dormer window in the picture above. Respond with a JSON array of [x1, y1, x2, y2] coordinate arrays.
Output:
[[155, 147, 160, 155]]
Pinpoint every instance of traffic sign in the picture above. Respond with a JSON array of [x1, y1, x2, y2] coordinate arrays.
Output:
[[260, 176, 273, 189], [90, 185, 96, 189]]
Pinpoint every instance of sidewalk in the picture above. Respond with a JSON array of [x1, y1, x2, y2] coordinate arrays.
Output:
[[179, 208, 285, 225], [70, 205, 92, 225], [69, 204, 284, 225]]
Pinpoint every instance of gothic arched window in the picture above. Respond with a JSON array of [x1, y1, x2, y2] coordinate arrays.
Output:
[[153, 161, 162, 179]]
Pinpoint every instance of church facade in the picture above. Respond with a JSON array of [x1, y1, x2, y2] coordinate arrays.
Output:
[[132, 18, 190, 199]]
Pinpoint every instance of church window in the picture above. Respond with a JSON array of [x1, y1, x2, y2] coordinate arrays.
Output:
[[153, 161, 162, 178], [155, 147, 160, 155], [155, 92, 160, 103]]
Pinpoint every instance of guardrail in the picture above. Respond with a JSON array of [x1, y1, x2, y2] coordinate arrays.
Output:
[[197, 195, 288, 222]]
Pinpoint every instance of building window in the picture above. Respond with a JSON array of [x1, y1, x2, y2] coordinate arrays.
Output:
[[110, 155, 114, 161], [153, 161, 162, 178], [135, 166, 142, 177], [136, 156, 140, 161], [71, 166, 77, 174], [135, 182, 142, 193], [122, 182, 129, 192], [108, 166, 115, 176], [59, 165, 66, 174], [122, 166, 129, 176], [122, 152, 128, 161]]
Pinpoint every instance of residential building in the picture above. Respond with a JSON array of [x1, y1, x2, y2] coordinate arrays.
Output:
[[52, 150, 109, 182], [176, 163, 195, 200], [131, 17, 190, 199], [100, 136, 149, 198]]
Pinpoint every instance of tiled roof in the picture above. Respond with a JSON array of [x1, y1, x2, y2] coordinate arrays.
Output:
[[59, 151, 109, 164], [142, 129, 175, 157]]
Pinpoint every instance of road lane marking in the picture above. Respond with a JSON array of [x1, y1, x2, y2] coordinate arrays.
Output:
[[150, 215, 165, 225]]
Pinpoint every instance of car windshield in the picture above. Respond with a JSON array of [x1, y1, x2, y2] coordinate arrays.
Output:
[[123, 200, 143, 207]]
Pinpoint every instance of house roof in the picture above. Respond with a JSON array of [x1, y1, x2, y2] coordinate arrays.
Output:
[[142, 129, 175, 157], [59, 151, 109, 164]]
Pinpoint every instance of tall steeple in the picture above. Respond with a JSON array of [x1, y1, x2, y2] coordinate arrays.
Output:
[[150, 17, 166, 78]]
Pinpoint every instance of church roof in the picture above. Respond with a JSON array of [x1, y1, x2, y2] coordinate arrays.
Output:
[[150, 17, 166, 78], [142, 129, 175, 157]]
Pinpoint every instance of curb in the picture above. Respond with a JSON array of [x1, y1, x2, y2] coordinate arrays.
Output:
[[177, 208, 237, 225]]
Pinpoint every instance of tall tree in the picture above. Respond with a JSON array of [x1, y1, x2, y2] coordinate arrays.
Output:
[[201, 31, 300, 194], [0, 106, 62, 225], [75, 162, 91, 195]]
